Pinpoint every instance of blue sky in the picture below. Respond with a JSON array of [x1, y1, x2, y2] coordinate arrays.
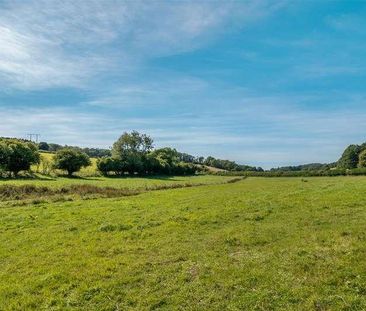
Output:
[[0, 0, 366, 168]]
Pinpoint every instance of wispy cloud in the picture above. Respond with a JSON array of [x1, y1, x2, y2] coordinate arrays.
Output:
[[0, 0, 280, 90], [1, 1, 365, 168], [2, 91, 365, 168]]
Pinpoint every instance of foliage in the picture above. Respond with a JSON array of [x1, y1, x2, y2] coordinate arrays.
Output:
[[177, 152, 196, 163], [38, 141, 50, 151], [270, 163, 335, 172], [44, 142, 111, 158], [98, 144, 198, 176], [112, 131, 153, 158], [95, 133, 198, 176], [358, 150, 366, 168], [338, 144, 362, 169], [149, 147, 180, 174], [204, 156, 262, 171], [0, 142, 10, 172], [97, 157, 127, 176], [0, 139, 40, 176], [53, 148, 91, 176], [48, 143, 63, 152], [79, 147, 111, 158], [111, 131, 153, 174], [211, 168, 350, 177]]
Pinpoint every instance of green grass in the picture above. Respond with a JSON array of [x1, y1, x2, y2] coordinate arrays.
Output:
[[1, 177, 366, 310], [0, 175, 233, 189]]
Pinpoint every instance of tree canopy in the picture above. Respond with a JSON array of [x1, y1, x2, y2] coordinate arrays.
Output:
[[0, 138, 40, 176], [53, 148, 91, 176]]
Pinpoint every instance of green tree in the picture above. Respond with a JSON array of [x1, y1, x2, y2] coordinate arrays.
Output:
[[97, 158, 127, 176], [150, 148, 179, 174], [338, 144, 362, 169], [112, 131, 153, 158], [358, 150, 366, 168], [38, 142, 50, 151], [0, 143, 10, 173], [112, 131, 153, 175], [7, 140, 40, 176], [53, 148, 91, 177], [97, 157, 115, 176]]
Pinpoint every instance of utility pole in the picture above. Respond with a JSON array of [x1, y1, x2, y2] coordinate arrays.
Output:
[[27, 134, 41, 143]]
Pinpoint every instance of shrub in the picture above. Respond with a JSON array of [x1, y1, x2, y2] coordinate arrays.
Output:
[[358, 150, 366, 168], [0, 143, 10, 173], [38, 142, 50, 151], [0, 139, 40, 177], [97, 157, 116, 176], [53, 148, 91, 177]]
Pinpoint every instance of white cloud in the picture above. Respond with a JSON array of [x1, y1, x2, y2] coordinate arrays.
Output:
[[0, 0, 281, 90], [2, 92, 366, 168]]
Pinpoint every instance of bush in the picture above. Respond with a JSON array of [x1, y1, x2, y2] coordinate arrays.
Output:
[[38, 142, 50, 151], [0, 143, 10, 173], [97, 158, 127, 176], [53, 148, 91, 176], [0, 139, 40, 177], [358, 150, 366, 168]]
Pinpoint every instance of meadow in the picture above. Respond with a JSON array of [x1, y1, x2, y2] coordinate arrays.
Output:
[[0, 176, 365, 310], [0, 174, 234, 190]]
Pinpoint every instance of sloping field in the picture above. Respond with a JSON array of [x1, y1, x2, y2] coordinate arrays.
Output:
[[0, 177, 365, 310]]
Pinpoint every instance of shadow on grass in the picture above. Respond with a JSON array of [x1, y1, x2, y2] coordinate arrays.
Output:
[[0, 173, 198, 182], [101, 174, 187, 181], [0, 175, 56, 182], [56, 174, 102, 181]]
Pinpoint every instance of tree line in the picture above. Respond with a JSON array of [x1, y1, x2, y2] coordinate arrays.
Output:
[[2, 134, 366, 178], [97, 132, 196, 176], [270, 163, 335, 172], [261, 142, 366, 173], [38, 142, 111, 158], [0, 133, 198, 177], [203, 156, 262, 172], [36, 133, 263, 174]]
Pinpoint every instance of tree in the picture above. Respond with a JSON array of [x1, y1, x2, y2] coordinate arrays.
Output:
[[97, 157, 115, 176], [38, 142, 50, 151], [7, 140, 40, 176], [0, 143, 10, 173], [178, 152, 195, 163], [150, 148, 179, 174], [97, 158, 127, 176], [112, 131, 153, 158], [48, 143, 63, 152], [358, 150, 366, 168], [197, 156, 205, 164], [112, 131, 153, 175], [338, 144, 362, 169], [53, 148, 91, 176]]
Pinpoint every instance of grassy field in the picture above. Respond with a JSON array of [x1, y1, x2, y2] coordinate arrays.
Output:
[[0, 175, 234, 189], [1, 177, 366, 310]]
